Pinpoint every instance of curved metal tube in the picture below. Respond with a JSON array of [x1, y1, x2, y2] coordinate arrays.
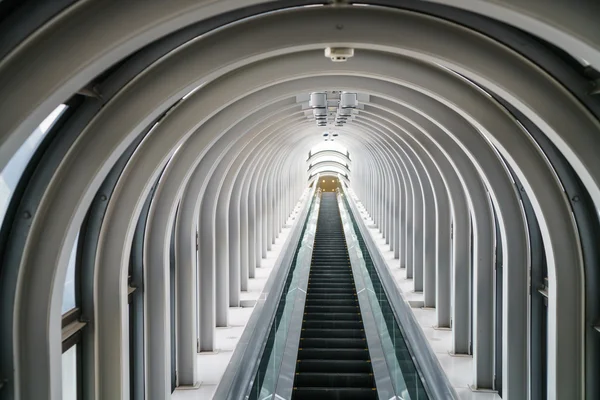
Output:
[[0, 5, 596, 400]]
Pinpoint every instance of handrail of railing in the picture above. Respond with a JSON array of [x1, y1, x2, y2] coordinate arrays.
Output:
[[337, 192, 397, 400], [213, 183, 318, 399], [342, 187, 459, 400], [244, 191, 321, 399], [269, 190, 321, 399]]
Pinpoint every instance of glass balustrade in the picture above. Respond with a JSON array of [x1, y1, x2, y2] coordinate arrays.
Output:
[[338, 192, 429, 400], [248, 191, 320, 399]]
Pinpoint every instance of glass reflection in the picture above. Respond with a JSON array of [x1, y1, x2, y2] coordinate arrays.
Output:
[[62, 232, 79, 314], [61, 344, 77, 400], [0, 105, 67, 228]]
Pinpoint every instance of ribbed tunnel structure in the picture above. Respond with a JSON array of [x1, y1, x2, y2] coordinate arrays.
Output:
[[0, 2, 600, 400]]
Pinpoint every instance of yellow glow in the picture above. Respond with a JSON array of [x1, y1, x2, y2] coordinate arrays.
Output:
[[332, 180, 335, 182], [322, 180, 325, 183]]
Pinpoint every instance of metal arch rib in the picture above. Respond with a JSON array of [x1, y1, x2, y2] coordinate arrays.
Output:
[[1, 0, 599, 172], [0, 8, 592, 400], [8, 58, 580, 400], [307, 149, 352, 164], [308, 160, 350, 176]]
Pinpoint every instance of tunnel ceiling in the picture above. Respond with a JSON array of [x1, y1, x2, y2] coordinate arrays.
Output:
[[1, 1, 600, 399]]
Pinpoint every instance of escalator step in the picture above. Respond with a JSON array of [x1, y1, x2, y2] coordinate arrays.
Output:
[[296, 359, 373, 373], [303, 313, 361, 321], [308, 280, 354, 284], [294, 372, 373, 387], [298, 348, 370, 360], [306, 293, 354, 298], [304, 306, 359, 313], [308, 281, 353, 286], [307, 289, 355, 295], [300, 337, 366, 348], [308, 272, 352, 276], [305, 299, 357, 306], [292, 387, 377, 400], [302, 320, 363, 329], [301, 329, 365, 339]]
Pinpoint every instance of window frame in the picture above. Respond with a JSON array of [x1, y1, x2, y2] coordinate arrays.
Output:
[[61, 229, 85, 400]]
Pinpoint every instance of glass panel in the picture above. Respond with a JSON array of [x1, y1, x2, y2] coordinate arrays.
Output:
[[62, 344, 77, 400], [339, 194, 429, 399], [62, 233, 79, 314], [170, 217, 177, 392], [0, 104, 67, 228], [248, 192, 318, 399]]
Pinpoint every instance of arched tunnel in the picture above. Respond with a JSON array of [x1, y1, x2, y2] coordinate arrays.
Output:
[[0, 1, 599, 399]]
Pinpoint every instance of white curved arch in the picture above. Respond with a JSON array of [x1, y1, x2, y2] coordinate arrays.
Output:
[[0, 4, 597, 400]]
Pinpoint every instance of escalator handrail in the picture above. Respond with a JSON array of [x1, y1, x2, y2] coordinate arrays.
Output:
[[342, 187, 459, 400], [213, 184, 318, 399], [337, 192, 398, 399], [271, 192, 321, 399]]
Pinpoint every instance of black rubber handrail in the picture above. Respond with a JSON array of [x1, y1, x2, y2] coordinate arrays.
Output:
[[213, 186, 317, 399], [342, 188, 459, 400]]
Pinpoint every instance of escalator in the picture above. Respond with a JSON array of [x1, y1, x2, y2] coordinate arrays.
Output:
[[239, 189, 437, 400], [292, 192, 377, 400]]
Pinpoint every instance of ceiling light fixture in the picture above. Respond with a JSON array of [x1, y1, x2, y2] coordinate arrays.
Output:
[[325, 47, 354, 62], [308, 91, 359, 127]]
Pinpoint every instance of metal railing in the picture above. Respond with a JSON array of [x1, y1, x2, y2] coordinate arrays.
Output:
[[213, 184, 318, 399], [341, 188, 458, 400], [246, 190, 321, 400], [337, 191, 398, 399]]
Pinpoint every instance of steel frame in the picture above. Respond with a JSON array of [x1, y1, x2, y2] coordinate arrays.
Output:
[[0, 3, 598, 400]]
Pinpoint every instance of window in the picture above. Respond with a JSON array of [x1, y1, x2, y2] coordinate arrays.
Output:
[[62, 233, 79, 314], [61, 229, 84, 399], [0, 105, 66, 228], [62, 344, 78, 400]]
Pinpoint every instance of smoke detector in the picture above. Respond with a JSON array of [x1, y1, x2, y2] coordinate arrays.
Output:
[[325, 47, 354, 62]]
